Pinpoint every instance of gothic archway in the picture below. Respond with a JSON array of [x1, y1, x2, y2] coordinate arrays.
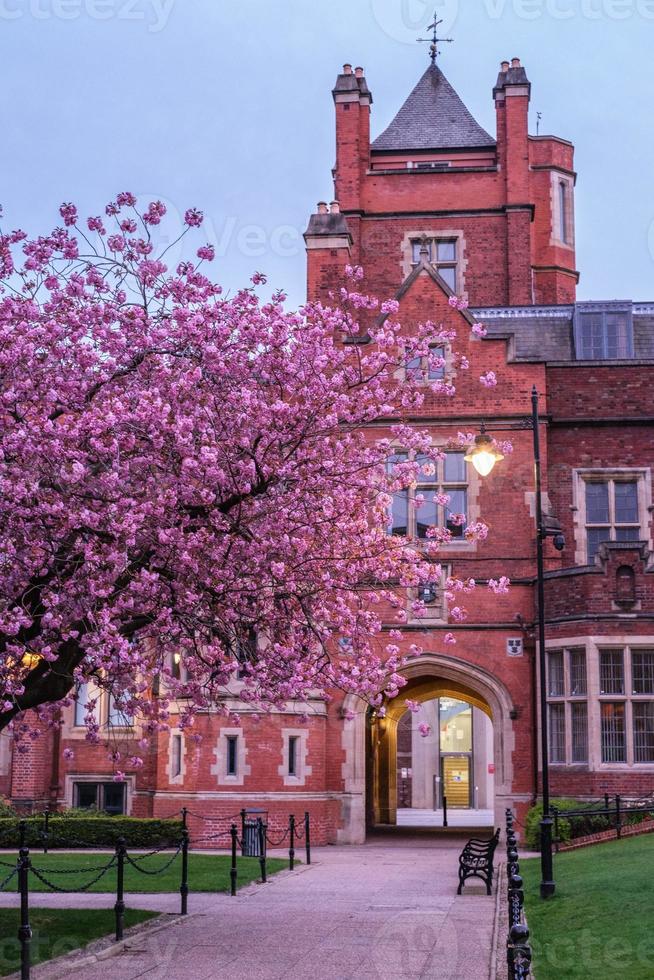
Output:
[[337, 654, 517, 843]]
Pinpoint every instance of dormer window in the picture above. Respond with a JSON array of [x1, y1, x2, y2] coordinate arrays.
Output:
[[573, 303, 634, 360], [411, 238, 457, 290]]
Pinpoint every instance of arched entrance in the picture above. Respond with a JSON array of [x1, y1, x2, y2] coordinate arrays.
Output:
[[371, 678, 493, 828], [338, 654, 516, 843]]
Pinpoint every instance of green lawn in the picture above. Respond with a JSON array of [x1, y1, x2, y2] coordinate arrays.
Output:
[[18, 851, 289, 893], [522, 835, 654, 979], [0, 907, 156, 976]]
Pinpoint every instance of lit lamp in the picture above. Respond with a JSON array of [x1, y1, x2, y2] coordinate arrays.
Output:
[[464, 431, 504, 477]]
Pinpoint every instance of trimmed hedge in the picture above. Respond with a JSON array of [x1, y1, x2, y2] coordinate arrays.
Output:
[[0, 815, 183, 849], [523, 798, 645, 849]]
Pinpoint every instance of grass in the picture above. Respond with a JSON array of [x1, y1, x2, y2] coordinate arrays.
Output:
[[522, 835, 654, 979], [18, 851, 290, 893], [0, 907, 156, 976]]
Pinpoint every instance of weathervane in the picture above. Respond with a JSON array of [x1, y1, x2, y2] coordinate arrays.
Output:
[[417, 13, 453, 65]]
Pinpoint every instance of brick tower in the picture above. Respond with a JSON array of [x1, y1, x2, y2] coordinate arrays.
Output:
[[306, 58, 578, 307]]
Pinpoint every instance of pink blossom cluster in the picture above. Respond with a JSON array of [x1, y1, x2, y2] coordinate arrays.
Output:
[[0, 196, 505, 757]]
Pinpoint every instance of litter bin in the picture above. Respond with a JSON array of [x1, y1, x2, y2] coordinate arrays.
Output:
[[240, 808, 268, 857]]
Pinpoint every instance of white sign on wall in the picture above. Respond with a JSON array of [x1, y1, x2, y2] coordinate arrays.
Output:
[[506, 638, 524, 658]]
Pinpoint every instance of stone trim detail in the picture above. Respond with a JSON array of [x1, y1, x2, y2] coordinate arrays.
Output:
[[277, 728, 312, 787], [211, 728, 251, 787], [166, 729, 186, 787]]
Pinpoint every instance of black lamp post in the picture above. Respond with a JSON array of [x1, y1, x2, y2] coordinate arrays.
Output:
[[464, 385, 561, 899]]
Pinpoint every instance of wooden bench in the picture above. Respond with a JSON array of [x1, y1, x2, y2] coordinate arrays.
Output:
[[457, 828, 500, 895]]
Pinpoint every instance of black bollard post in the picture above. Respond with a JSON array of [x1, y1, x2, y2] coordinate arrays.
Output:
[[289, 814, 295, 871], [616, 795, 622, 839], [181, 807, 187, 832], [114, 837, 126, 941], [180, 829, 189, 915], [17, 821, 26, 895], [17, 842, 31, 980], [257, 818, 266, 884], [443, 795, 448, 828], [43, 809, 50, 855], [604, 793, 610, 813], [230, 823, 238, 896], [240, 809, 247, 857], [304, 811, 311, 866]]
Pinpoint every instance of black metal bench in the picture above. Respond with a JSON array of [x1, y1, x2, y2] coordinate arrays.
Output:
[[457, 828, 500, 895]]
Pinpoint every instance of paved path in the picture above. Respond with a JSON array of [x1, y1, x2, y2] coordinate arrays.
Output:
[[2, 838, 498, 980]]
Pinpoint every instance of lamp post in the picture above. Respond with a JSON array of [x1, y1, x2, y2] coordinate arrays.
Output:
[[464, 386, 559, 899]]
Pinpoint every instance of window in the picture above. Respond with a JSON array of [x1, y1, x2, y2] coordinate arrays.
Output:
[[226, 735, 238, 777], [547, 651, 565, 697], [74, 683, 97, 727], [549, 704, 566, 763], [388, 452, 468, 541], [569, 650, 587, 696], [574, 304, 634, 360], [632, 651, 654, 695], [171, 734, 183, 779], [584, 479, 641, 563], [406, 345, 446, 382], [633, 703, 654, 763], [288, 735, 299, 777], [599, 650, 625, 695], [571, 703, 589, 763], [73, 781, 126, 815], [171, 652, 182, 680], [107, 694, 133, 728], [601, 703, 626, 763], [559, 181, 569, 244], [410, 238, 457, 290], [545, 647, 587, 766]]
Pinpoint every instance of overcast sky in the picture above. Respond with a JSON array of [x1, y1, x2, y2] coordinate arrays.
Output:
[[2, 0, 653, 308]]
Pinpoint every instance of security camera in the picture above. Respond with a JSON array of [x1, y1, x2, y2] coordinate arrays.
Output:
[[553, 533, 565, 552]]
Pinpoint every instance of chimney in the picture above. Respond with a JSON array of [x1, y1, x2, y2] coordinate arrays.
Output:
[[501, 60, 510, 72], [343, 63, 353, 74], [330, 201, 340, 214], [317, 201, 329, 215], [511, 57, 521, 68], [354, 66, 364, 78]]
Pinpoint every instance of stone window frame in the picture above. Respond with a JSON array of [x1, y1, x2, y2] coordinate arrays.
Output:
[[387, 446, 481, 554], [66, 680, 135, 739], [543, 637, 654, 771], [400, 229, 469, 297], [544, 646, 589, 766], [211, 728, 251, 787], [571, 468, 652, 566], [277, 728, 312, 787], [550, 171, 575, 249], [167, 729, 186, 786], [0, 734, 10, 777], [63, 773, 135, 814]]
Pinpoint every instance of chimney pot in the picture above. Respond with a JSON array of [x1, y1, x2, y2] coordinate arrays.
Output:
[[330, 201, 341, 214], [343, 63, 353, 74], [501, 60, 510, 72], [355, 66, 364, 78], [511, 57, 521, 68], [317, 201, 329, 215]]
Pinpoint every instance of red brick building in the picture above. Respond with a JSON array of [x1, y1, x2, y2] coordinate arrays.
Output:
[[4, 54, 653, 843]]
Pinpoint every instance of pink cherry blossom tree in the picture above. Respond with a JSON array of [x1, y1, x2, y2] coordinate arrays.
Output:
[[0, 195, 501, 748]]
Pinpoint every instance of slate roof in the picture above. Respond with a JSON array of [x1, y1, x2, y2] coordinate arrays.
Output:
[[472, 306, 654, 362], [372, 64, 495, 153]]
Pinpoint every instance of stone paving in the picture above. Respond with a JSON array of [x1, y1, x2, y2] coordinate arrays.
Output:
[[1, 837, 499, 980]]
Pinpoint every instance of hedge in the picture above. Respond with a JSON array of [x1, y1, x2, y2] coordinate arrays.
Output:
[[523, 798, 648, 849], [0, 815, 183, 849]]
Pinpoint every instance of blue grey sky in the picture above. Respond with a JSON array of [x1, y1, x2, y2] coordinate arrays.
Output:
[[1, 0, 653, 308]]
